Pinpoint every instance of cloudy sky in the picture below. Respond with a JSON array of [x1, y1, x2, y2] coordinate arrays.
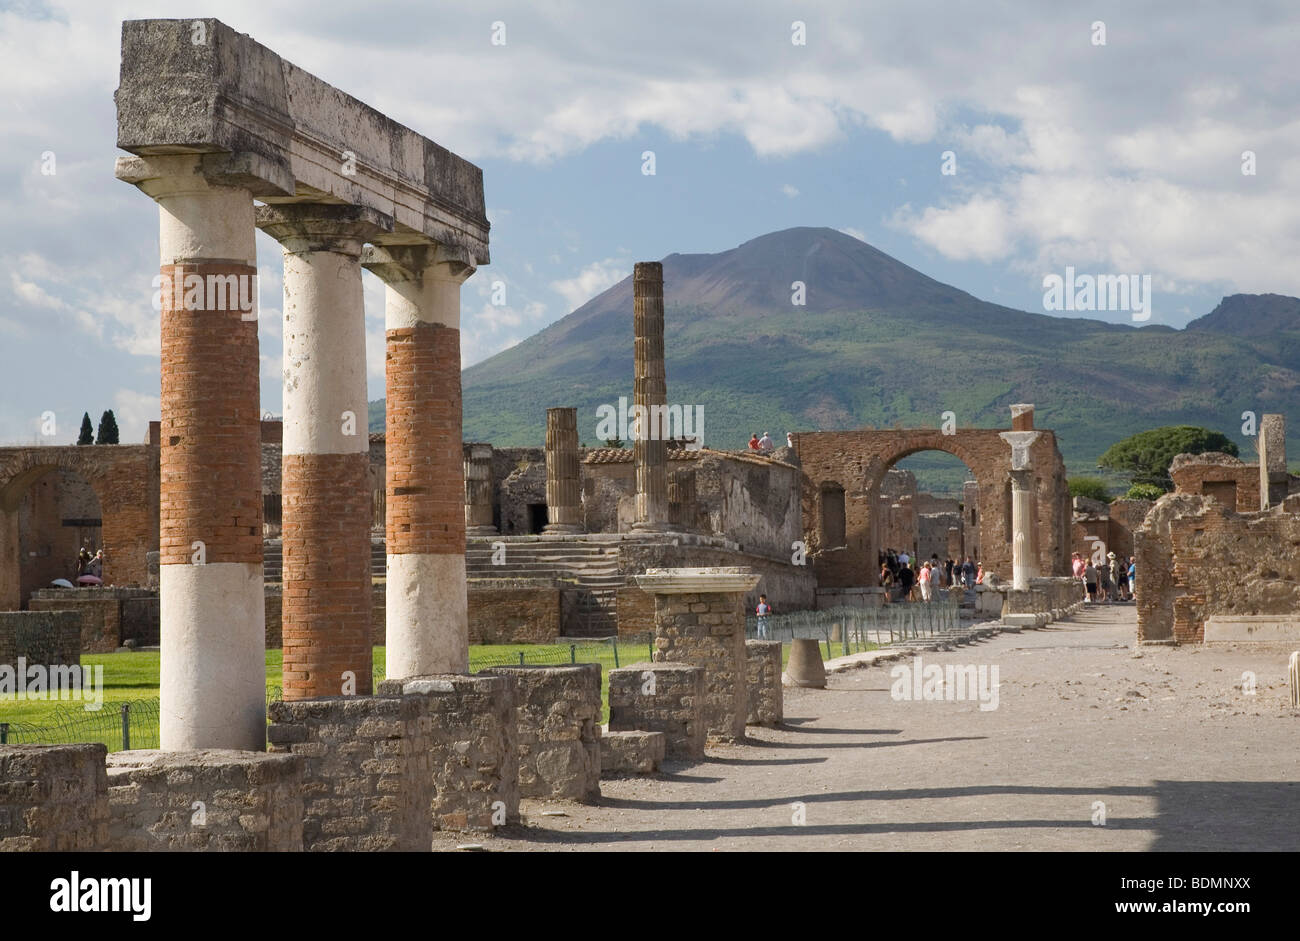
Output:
[[2, 0, 1297, 443]]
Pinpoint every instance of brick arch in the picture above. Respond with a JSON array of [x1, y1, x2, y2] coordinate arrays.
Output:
[[792, 426, 1069, 590], [0, 445, 159, 607]]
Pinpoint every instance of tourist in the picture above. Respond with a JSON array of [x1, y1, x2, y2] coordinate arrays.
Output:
[[748, 433, 760, 451], [960, 555, 976, 589], [880, 563, 894, 603], [1072, 552, 1087, 600], [1107, 552, 1122, 602], [1128, 557, 1137, 598], [897, 560, 915, 601], [75, 547, 92, 580], [89, 550, 103, 580], [944, 557, 955, 587], [757, 431, 774, 453], [786, 432, 794, 449], [898, 549, 911, 567], [975, 562, 984, 585], [1084, 561, 1099, 603], [918, 561, 933, 602], [755, 594, 773, 639]]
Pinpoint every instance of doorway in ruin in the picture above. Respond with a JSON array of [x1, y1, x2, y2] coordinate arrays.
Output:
[[11, 466, 103, 607], [527, 503, 548, 534]]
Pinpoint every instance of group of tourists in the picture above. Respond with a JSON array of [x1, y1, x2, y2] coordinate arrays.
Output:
[[878, 549, 981, 603], [1071, 551, 1135, 603], [747, 432, 794, 455], [73, 547, 104, 586]]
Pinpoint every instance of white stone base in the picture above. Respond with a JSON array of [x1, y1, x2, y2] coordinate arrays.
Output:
[[160, 562, 265, 751], [385, 553, 468, 677], [1204, 616, 1300, 644]]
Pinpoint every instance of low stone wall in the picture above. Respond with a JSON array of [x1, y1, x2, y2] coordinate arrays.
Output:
[[468, 579, 561, 644], [815, 587, 884, 609], [608, 662, 706, 760], [106, 749, 303, 851], [377, 674, 519, 831], [0, 744, 109, 851], [0, 610, 80, 669], [650, 590, 748, 743], [481, 664, 601, 802], [601, 730, 665, 775], [745, 640, 783, 726], [27, 587, 158, 652], [267, 696, 432, 852], [998, 577, 1084, 627], [1137, 494, 1300, 644]]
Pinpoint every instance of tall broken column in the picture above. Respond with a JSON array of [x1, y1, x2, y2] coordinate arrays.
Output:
[[259, 204, 391, 700], [1259, 414, 1288, 510], [632, 262, 670, 532], [544, 407, 582, 534], [463, 443, 497, 536], [116, 154, 266, 750], [363, 244, 476, 678], [999, 404, 1041, 591]]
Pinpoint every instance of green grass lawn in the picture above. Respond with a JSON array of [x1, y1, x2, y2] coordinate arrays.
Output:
[[1, 637, 877, 751]]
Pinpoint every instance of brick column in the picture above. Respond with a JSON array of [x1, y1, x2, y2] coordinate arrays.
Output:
[[632, 262, 670, 532], [634, 567, 760, 743], [1000, 406, 1041, 592], [463, 443, 497, 536], [258, 204, 391, 700], [363, 243, 476, 678], [116, 154, 265, 750], [544, 407, 582, 534]]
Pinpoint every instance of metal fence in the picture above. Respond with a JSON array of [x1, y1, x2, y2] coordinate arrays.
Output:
[[0, 698, 160, 751], [747, 602, 960, 658]]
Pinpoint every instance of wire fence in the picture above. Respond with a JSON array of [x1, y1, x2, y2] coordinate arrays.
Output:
[[0, 698, 160, 751], [748, 603, 961, 659]]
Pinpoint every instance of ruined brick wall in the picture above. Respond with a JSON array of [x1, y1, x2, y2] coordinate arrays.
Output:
[[918, 511, 961, 562], [1170, 453, 1260, 512], [0, 744, 109, 851], [267, 696, 432, 851], [745, 640, 783, 726], [0, 611, 80, 668], [17, 468, 102, 605], [616, 585, 655, 637], [27, 588, 158, 652], [617, 540, 816, 616], [608, 662, 706, 759], [467, 580, 560, 643], [493, 447, 546, 535], [106, 749, 303, 851], [692, 450, 802, 560], [377, 674, 519, 832], [1136, 494, 1300, 644], [792, 427, 1068, 588], [1107, 499, 1154, 560], [481, 664, 602, 801]]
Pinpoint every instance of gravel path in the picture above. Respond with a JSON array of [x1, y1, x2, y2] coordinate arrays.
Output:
[[435, 605, 1300, 851]]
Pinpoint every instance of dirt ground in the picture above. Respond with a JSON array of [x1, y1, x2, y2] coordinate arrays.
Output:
[[434, 605, 1300, 851]]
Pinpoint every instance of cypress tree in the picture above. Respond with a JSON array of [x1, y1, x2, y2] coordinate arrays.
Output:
[[95, 409, 120, 445], [76, 412, 94, 445]]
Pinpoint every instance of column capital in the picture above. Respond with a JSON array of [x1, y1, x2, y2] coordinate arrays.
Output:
[[999, 430, 1042, 471], [361, 241, 477, 285], [255, 203, 393, 256], [115, 152, 293, 200]]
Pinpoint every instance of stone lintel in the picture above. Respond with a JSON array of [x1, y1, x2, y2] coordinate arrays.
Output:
[[634, 566, 761, 595], [255, 203, 394, 254]]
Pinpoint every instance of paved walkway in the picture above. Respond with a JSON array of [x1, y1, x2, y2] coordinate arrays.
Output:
[[436, 605, 1300, 851]]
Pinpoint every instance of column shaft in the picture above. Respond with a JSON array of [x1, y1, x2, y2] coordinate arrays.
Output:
[[545, 407, 582, 533], [1010, 471, 1038, 590], [464, 443, 497, 535], [632, 262, 669, 531]]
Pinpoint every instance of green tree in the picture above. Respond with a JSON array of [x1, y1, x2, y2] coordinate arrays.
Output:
[[95, 409, 120, 445], [76, 412, 94, 446], [1123, 483, 1165, 501], [1098, 425, 1238, 491], [1068, 477, 1110, 502]]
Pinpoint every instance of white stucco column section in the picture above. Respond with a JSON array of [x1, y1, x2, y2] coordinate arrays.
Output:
[[363, 243, 477, 679], [116, 153, 266, 751]]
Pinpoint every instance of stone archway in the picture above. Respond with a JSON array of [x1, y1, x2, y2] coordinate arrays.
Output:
[[0, 444, 159, 608], [791, 412, 1069, 589]]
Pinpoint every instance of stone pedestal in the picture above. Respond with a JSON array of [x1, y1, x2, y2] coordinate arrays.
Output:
[[544, 407, 582, 534], [632, 262, 670, 532], [745, 639, 783, 725], [608, 662, 706, 759], [634, 567, 761, 743]]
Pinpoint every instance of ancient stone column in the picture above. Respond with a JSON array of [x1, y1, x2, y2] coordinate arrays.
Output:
[[1000, 406, 1041, 592], [634, 567, 760, 743], [1259, 413, 1287, 510], [463, 443, 497, 536], [116, 154, 265, 750], [258, 204, 390, 700], [632, 262, 670, 532], [544, 407, 582, 534], [362, 243, 476, 678]]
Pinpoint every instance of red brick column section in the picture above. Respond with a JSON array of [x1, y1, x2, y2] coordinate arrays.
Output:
[[258, 204, 392, 700], [363, 243, 479, 679]]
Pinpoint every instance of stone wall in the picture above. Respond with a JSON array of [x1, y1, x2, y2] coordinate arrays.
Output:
[[106, 749, 303, 851], [467, 580, 561, 643], [601, 731, 665, 774], [918, 511, 962, 562], [0, 610, 80, 668], [377, 674, 519, 831], [608, 662, 706, 759], [1136, 493, 1300, 644], [0, 744, 109, 851], [28, 588, 158, 652], [481, 664, 601, 801], [267, 696, 432, 851], [1170, 452, 1260, 512], [650, 591, 748, 743], [616, 585, 656, 637], [745, 640, 783, 726]]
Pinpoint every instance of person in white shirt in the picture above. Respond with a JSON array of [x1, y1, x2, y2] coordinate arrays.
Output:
[[757, 432, 774, 453]]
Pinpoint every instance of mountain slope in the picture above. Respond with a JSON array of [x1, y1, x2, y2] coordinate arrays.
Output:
[[371, 227, 1298, 486]]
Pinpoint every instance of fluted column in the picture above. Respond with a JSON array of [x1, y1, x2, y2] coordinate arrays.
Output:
[[544, 407, 582, 534], [116, 154, 265, 750], [632, 261, 670, 532], [258, 204, 390, 699], [363, 243, 476, 678], [464, 443, 497, 536]]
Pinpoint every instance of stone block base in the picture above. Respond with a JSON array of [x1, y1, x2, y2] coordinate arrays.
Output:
[[378, 674, 519, 831], [106, 749, 303, 851], [745, 640, 783, 726], [608, 662, 706, 760], [1204, 616, 1300, 643], [0, 744, 108, 851], [267, 696, 432, 852], [481, 664, 602, 802], [600, 730, 666, 775]]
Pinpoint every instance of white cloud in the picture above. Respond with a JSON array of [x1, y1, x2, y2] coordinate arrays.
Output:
[[550, 258, 627, 312], [112, 388, 159, 444], [837, 226, 868, 243], [781, 183, 799, 198]]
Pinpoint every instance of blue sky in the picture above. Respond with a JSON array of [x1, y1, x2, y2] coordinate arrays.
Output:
[[1, 0, 1295, 443]]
